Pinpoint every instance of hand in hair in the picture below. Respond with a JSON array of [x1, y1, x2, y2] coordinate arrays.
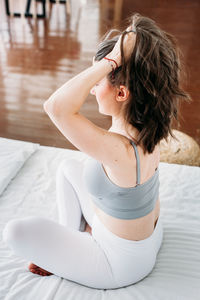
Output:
[[106, 25, 136, 67]]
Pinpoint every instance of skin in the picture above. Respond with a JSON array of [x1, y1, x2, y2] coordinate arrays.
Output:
[[90, 69, 140, 142]]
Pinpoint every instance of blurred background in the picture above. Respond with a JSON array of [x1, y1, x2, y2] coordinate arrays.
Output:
[[0, 0, 199, 150]]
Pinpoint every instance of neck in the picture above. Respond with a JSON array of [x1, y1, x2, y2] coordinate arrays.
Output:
[[110, 116, 139, 142]]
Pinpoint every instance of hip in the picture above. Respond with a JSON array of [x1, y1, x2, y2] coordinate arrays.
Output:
[[91, 212, 164, 287]]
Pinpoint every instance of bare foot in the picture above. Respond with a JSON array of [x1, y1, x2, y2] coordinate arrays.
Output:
[[28, 262, 53, 276], [84, 223, 92, 235]]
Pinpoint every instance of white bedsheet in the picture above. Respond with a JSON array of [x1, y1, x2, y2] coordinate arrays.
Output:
[[0, 138, 39, 196], [0, 139, 200, 299]]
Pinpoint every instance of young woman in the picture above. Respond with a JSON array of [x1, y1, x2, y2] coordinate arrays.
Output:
[[3, 13, 191, 289]]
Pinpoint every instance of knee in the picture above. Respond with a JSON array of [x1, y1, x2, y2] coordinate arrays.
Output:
[[57, 159, 82, 178], [2, 219, 24, 246], [2, 216, 41, 249]]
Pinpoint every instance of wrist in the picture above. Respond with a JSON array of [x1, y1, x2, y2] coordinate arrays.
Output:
[[104, 54, 121, 68], [98, 58, 114, 73], [102, 57, 118, 83], [103, 57, 118, 69]]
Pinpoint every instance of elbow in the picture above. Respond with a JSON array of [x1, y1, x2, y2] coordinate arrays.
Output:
[[43, 101, 48, 113], [43, 98, 75, 118], [43, 99, 63, 120], [43, 99, 55, 115]]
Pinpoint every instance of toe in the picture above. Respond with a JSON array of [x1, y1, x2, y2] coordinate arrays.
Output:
[[28, 263, 38, 271], [28, 262, 53, 276]]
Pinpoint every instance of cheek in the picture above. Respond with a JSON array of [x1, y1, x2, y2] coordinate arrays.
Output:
[[97, 84, 114, 103], [97, 88, 107, 100]]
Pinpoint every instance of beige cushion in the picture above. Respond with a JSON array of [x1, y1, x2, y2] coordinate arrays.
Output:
[[159, 129, 200, 166]]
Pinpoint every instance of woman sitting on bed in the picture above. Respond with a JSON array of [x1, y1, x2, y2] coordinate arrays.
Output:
[[3, 13, 191, 289]]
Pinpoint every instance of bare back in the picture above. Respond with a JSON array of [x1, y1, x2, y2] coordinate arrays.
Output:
[[91, 129, 160, 241]]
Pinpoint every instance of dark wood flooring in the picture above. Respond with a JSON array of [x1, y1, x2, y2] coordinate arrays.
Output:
[[0, 0, 199, 150]]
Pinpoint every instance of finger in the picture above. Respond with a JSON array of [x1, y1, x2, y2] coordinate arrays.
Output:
[[126, 24, 136, 34], [126, 25, 132, 31]]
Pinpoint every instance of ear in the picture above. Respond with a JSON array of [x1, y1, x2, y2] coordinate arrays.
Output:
[[116, 85, 130, 102]]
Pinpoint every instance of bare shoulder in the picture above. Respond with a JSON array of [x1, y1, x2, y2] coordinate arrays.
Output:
[[101, 132, 160, 188]]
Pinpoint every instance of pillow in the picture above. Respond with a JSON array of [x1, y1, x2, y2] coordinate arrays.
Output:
[[0, 138, 40, 196]]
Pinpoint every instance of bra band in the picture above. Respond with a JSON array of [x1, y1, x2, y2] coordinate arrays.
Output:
[[130, 140, 141, 185]]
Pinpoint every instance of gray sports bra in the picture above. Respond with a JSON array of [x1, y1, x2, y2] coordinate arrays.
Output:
[[83, 140, 160, 220]]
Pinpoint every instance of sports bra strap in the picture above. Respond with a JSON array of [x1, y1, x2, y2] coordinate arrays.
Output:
[[130, 140, 141, 185]]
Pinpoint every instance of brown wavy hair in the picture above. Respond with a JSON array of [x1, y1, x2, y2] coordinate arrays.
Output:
[[94, 13, 192, 154]]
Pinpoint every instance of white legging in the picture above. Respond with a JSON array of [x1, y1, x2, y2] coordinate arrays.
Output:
[[2, 158, 164, 289]]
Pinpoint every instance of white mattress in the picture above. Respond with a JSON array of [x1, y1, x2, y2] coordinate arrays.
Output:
[[0, 138, 200, 299]]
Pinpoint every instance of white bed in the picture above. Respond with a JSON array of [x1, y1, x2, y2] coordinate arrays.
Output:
[[0, 137, 200, 300]]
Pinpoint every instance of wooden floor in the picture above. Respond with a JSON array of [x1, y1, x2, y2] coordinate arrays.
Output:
[[0, 0, 199, 150]]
